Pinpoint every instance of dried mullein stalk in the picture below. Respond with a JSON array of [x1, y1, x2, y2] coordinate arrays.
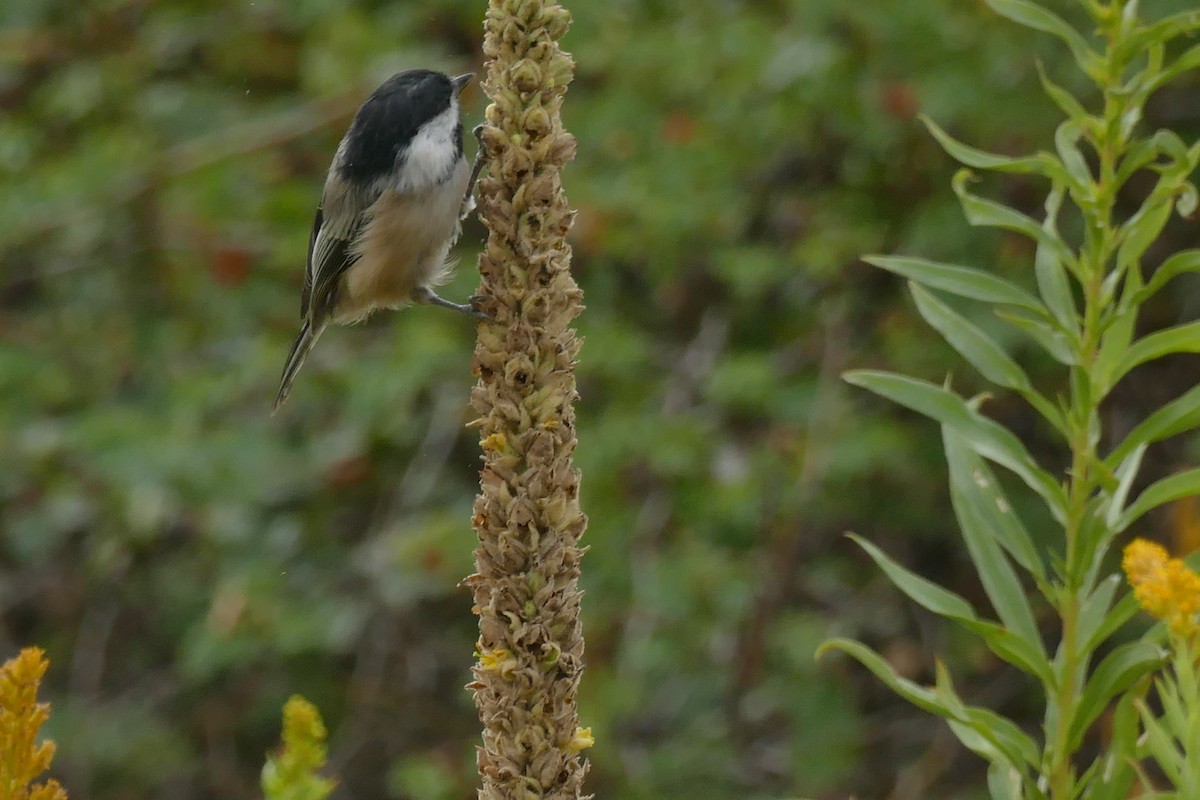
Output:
[[465, 0, 590, 798]]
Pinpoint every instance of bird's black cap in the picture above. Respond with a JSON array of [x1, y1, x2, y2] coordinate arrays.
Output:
[[338, 69, 464, 184]]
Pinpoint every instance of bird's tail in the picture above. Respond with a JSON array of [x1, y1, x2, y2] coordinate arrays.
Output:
[[273, 321, 323, 414]]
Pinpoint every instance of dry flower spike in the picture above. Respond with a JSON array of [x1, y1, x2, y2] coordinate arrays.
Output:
[[467, 0, 588, 798]]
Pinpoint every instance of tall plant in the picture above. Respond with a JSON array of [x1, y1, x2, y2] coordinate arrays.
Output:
[[467, 1, 591, 799], [821, 1, 1200, 798]]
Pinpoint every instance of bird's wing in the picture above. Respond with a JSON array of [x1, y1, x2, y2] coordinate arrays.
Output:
[[300, 207, 323, 317], [303, 196, 368, 327]]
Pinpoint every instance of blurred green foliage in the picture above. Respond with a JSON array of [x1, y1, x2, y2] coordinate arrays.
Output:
[[1, 1, 1198, 799]]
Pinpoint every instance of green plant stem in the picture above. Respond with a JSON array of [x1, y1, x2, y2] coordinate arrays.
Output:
[[1052, 191, 1107, 800], [1050, 599, 1079, 798], [1046, 13, 1134, 795], [1051, 449, 1088, 799]]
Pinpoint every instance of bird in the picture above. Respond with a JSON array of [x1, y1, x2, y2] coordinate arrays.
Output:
[[274, 69, 486, 412]]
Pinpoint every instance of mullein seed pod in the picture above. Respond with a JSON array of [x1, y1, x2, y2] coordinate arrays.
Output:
[[466, 1, 590, 799]]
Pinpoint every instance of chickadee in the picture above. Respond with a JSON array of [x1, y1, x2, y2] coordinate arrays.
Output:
[[274, 69, 486, 412]]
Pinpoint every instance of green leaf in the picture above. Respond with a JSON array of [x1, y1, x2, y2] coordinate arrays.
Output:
[[1117, 192, 1176, 275], [1035, 185, 1079, 330], [945, 429, 1046, 584], [1137, 699, 1185, 786], [1177, 180, 1198, 218], [931, 658, 969, 714], [953, 170, 1077, 271], [1125, 42, 1164, 137], [959, 617, 1055, 686], [921, 115, 1064, 178], [848, 534, 978, 621], [1117, 467, 1200, 532], [1114, 10, 1200, 69], [935, 664, 1040, 770], [963, 707, 1040, 770], [1084, 692, 1139, 800], [1107, 383, 1200, 470], [987, 762, 1022, 800], [1076, 496, 1122, 593], [1089, 594, 1142, 657], [1144, 43, 1200, 97], [945, 431, 1045, 654], [996, 307, 1079, 365], [1104, 444, 1146, 529], [864, 255, 1043, 309], [1146, 129, 1191, 167], [845, 371, 1067, 517], [821, 641, 1040, 777], [1054, 119, 1092, 188], [1171, 642, 1200, 715], [1092, 270, 1141, 396], [1111, 320, 1200, 383], [1137, 249, 1200, 301], [947, 719, 1008, 768], [816, 638, 946, 716], [1068, 640, 1166, 752], [1036, 60, 1088, 123], [1132, 690, 1180, 782], [1153, 668, 1187, 746], [1115, 135, 1173, 191], [984, 0, 1101, 78], [850, 532, 1051, 687], [1078, 576, 1139, 653], [910, 284, 1033, 391]]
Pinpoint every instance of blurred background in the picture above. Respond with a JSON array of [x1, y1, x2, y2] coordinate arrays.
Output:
[[2, 0, 1199, 798]]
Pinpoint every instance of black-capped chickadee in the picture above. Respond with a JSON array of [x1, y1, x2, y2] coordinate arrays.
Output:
[[274, 69, 486, 412]]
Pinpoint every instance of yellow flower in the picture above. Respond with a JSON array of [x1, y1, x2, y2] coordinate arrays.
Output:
[[566, 726, 594, 753], [1123, 538, 1200, 639], [261, 695, 335, 800], [0, 647, 68, 800], [481, 433, 508, 452], [281, 696, 326, 765], [477, 648, 518, 678]]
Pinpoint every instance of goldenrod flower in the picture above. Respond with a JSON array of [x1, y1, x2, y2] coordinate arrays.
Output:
[[261, 695, 335, 800], [1123, 538, 1200, 639], [0, 647, 68, 800]]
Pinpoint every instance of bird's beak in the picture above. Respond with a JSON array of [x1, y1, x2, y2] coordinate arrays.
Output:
[[452, 72, 474, 95]]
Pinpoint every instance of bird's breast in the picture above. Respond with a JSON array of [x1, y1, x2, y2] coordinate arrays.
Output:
[[333, 158, 469, 324]]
